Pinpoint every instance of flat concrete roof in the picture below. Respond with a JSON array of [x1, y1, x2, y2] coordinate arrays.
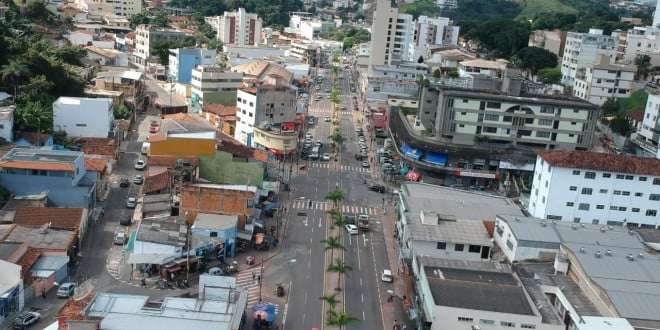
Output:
[[136, 216, 187, 247], [3, 226, 75, 250], [407, 213, 490, 245]]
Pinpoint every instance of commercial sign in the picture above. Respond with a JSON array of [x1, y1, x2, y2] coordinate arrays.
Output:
[[456, 171, 500, 180]]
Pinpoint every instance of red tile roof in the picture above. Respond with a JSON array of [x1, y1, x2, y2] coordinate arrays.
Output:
[[538, 150, 660, 176], [0, 161, 76, 171], [144, 169, 170, 194], [202, 104, 237, 116], [13, 207, 84, 230], [627, 107, 645, 122], [56, 294, 98, 323], [84, 157, 107, 172], [163, 113, 199, 122], [18, 247, 42, 285]]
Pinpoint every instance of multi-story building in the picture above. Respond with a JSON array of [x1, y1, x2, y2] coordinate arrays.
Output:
[[572, 54, 636, 106], [528, 29, 567, 58], [53, 97, 114, 138], [528, 149, 660, 227], [234, 77, 298, 150], [168, 48, 216, 84], [368, 0, 401, 68], [418, 81, 600, 151], [560, 29, 616, 85], [190, 66, 243, 109], [74, 0, 142, 17], [134, 25, 187, 67], [653, 0, 660, 28], [632, 90, 660, 158], [623, 26, 660, 64], [408, 16, 459, 62], [290, 41, 320, 66], [205, 8, 262, 46]]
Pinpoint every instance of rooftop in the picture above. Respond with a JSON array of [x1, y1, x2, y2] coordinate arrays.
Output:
[[459, 59, 509, 70], [538, 150, 660, 176], [231, 59, 293, 83], [406, 213, 491, 245], [0, 148, 82, 171], [136, 216, 187, 247], [400, 182, 525, 221], [3, 225, 76, 250], [419, 257, 535, 315], [13, 207, 86, 230], [192, 213, 237, 231]]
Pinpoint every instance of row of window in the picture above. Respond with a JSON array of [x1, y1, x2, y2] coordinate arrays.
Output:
[[436, 242, 482, 253], [572, 170, 660, 184], [566, 202, 657, 216], [457, 317, 536, 328], [568, 186, 660, 200]]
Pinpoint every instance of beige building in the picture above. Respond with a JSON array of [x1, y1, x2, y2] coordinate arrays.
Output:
[[75, 0, 141, 17], [528, 29, 566, 58], [205, 8, 262, 46], [368, 0, 400, 68], [573, 54, 637, 106]]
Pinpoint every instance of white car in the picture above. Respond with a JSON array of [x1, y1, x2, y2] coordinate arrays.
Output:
[[134, 159, 146, 170], [126, 197, 137, 208], [324, 116, 331, 122], [345, 224, 358, 235], [305, 132, 312, 139], [381, 269, 393, 282], [322, 153, 331, 161]]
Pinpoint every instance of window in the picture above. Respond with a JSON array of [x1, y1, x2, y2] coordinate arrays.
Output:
[[486, 102, 501, 109], [632, 208, 640, 212], [483, 127, 497, 133], [596, 205, 604, 209], [75, 124, 87, 127], [625, 175, 633, 180], [536, 131, 550, 138], [496, 226, 504, 236], [501, 321, 516, 327], [572, 170, 580, 175], [635, 192, 643, 197], [469, 245, 481, 253], [540, 106, 554, 113], [599, 189, 608, 194], [480, 319, 495, 325], [616, 174, 625, 179], [646, 210, 657, 217], [581, 188, 593, 195], [566, 202, 574, 206], [484, 114, 499, 121], [610, 205, 619, 210], [603, 173, 611, 178], [458, 317, 474, 322], [436, 242, 446, 250], [506, 239, 513, 250], [584, 172, 596, 179], [538, 119, 553, 126], [521, 325, 537, 329], [454, 244, 464, 251], [654, 178, 660, 185], [578, 203, 590, 210], [639, 176, 647, 181], [569, 186, 577, 191], [650, 194, 660, 201], [619, 207, 627, 211], [622, 191, 630, 196], [592, 219, 600, 224], [613, 190, 621, 195]]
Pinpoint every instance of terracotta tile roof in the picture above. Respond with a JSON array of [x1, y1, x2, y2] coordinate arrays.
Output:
[[627, 107, 645, 121], [537, 150, 660, 176], [147, 155, 199, 166], [202, 104, 237, 116], [0, 160, 76, 171], [84, 157, 107, 172], [215, 131, 254, 159], [75, 138, 117, 157], [144, 169, 170, 194], [56, 294, 99, 322], [13, 207, 84, 230], [126, 32, 136, 39], [163, 113, 198, 122], [18, 247, 42, 286], [72, 29, 94, 36]]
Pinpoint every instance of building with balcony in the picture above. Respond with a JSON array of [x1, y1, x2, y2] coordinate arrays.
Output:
[[191, 66, 243, 109], [168, 48, 217, 84], [560, 29, 617, 85], [205, 8, 262, 46], [623, 26, 660, 65], [134, 25, 187, 67], [0, 149, 97, 207], [74, 0, 142, 17], [368, 0, 402, 68], [572, 54, 637, 106], [528, 149, 660, 227], [632, 90, 660, 158], [408, 16, 459, 62]]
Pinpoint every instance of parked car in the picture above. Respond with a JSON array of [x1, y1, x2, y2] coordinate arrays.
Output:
[[324, 116, 331, 122], [114, 232, 127, 245], [307, 117, 315, 125], [119, 214, 132, 226], [305, 132, 313, 139], [119, 177, 130, 187], [133, 174, 144, 185], [368, 184, 386, 193], [322, 153, 331, 161], [355, 154, 365, 161], [381, 269, 393, 282], [345, 224, 358, 235], [12, 311, 40, 329], [125, 197, 137, 208], [208, 267, 223, 275], [56, 282, 76, 298], [134, 159, 146, 170], [361, 161, 370, 168]]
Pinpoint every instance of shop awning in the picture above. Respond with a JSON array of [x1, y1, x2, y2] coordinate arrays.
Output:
[[165, 265, 182, 272], [424, 151, 447, 166], [405, 170, 421, 182], [269, 148, 296, 155], [400, 144, 423, 160], [127, 253, 176, 265]]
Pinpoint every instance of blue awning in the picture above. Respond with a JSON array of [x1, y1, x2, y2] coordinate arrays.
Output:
[[424, 151, 447, 166], [264, 202, 281, 211], [400, 144, 423, 160]]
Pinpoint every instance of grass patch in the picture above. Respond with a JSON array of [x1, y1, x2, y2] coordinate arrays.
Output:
[[515, 0, 577, 18]]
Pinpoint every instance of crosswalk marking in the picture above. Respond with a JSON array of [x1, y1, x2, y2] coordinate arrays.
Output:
[[235, 271, 280, 314], [290, 201, 379, 215], [307, 162, 370, 173]]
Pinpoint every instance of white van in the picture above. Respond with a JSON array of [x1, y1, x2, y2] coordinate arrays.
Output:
[[141, 142, 150, 155]]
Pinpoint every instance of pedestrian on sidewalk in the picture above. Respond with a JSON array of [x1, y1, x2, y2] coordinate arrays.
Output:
[[252, 271, 256, 280], [141, 278, 147, 288]]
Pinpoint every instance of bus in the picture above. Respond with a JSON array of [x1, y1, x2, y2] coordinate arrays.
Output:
[[310, 146, 320, 159]]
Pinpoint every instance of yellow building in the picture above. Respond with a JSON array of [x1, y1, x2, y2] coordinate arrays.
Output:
[[148, 131, 216, 157]]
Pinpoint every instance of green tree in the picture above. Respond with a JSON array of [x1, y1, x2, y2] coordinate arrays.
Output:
[[601, 99, 619, 116], [609, 115, 634, 136], [635, 54, 651, 80], [432, 68, 442, 78], [26, 0, 50, 22], [1, 60, 31, 99], [14, 101, 52, 133], [152, 11, 171, 27], [516, 47, 558, 76], [326, 258, 352, 291], [54, 45, 87, 66], [398, 0, 440, 19], [320, 293, 341, 310], [321, 236, 345, 261], [19, 75, 54, 103], [537, 67, 562, 84], [327, 310, 359, 330], [53, 130, 74, 148], [114, 105, 132, 120], [476, 20, 531, 58], [207, 38, 224, 51], [129, 13, 151, 27]]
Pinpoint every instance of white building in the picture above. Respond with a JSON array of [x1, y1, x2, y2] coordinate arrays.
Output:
[[0, 105, 14, 142], [632, 91, 660, 158], [408, 16, 459, 62], [654, 0, 660, 28], [572, 54, 636, 106], [560, 28, 617, 85], [191, 66, 244, 109], [205, 8, 262, 46], [528, 150, 660, 228], [53, 97, 113, 138], [623, 26, 660, 64], [74, 0, 142, 17], [134, 25, 187, 67]]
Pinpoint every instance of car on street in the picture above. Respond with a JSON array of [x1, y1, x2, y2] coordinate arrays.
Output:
[[316, 140, 322, 147], [355, 154, 365, 161], [12, 311, 40, 329], [307, 117, 315, 125], [324, 116, 331, 122], [361, 161, 369, 168], [126, 197, 137, 208], [56, 282, 76, 298], [134, 159, 146, 170], [133, 174, 144, 185], [120, 214, 132, 226], [208, 267, 223, 275], [381, 269, 393, 282], [345, 224, 358, 235], [119, 177, 130, 187], [114, 232, 127, 245], [368, 184, 386, 193], [305, 132, 312, 139], [322, 153, 331, 161], [149, 125, 159, 133], [303, 141, 312, 149]]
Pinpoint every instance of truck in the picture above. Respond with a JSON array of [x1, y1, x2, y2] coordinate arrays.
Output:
[[310, 146, 320, 159], [357, 214, 369, 231]]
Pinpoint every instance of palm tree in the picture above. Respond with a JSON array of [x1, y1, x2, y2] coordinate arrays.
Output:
[[327, 257, 352, 291], [320, 293, 341, 310], [1, 60, 31, 99], [325, 188, 344, 209], [327, 309, 359, 330], [321, 236, 345, 261], [15, 101, 52, 135]]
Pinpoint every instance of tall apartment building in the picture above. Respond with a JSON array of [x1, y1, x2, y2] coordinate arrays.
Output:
[[632, 91, 660, 158], [623, 26, 660, 64], [74, 0, 142, 17], [368, 0, 400, 68], [528, 150, 660, 227], [168, 48, 217, 84], [408, 15, 459, 62], [206, 8, 262, 46], [573, 54, 636, 106], [190, 66, 244, 109], [560, 28, 616, 85], [134, 25, 187, 67]]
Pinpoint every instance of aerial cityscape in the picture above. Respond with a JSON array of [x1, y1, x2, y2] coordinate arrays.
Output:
[[0, 0, 660, 329]]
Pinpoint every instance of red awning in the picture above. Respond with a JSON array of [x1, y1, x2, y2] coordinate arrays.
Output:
[[166, 265, 182, 272], [405, 171, 421, 182], [269, 148, 281, 155], [281, 122, 295, 132]]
